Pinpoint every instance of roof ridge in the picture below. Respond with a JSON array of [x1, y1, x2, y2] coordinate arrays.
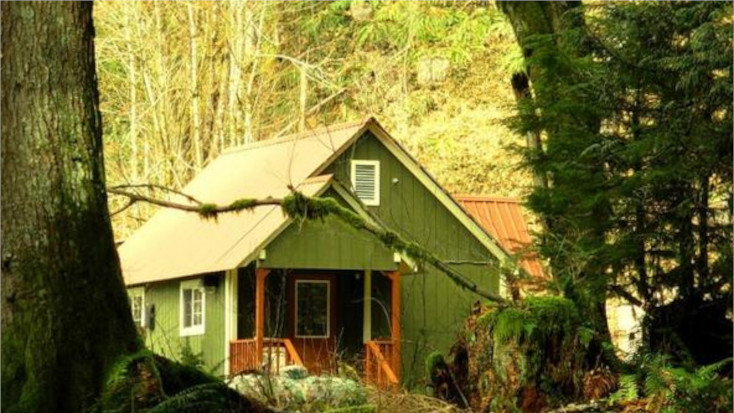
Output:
[[454, 194, 521, 203], [222, 118, 370, 155]]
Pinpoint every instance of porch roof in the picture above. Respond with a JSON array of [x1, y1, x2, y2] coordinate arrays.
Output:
[[119, 119, 370, 286]]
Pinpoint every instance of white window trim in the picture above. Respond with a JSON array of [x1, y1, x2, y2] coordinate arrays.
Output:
[[128, 287, 145, 327], [180, 279, 206, 337], [294, 280, 331, 339], [350, 159, 381, 206]]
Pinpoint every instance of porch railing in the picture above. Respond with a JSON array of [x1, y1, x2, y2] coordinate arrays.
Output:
[[364, 339, 399, 389], [230, 338, 303, 375]]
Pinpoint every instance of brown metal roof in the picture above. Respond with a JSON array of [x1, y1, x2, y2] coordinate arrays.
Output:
[[454, 195, 546, 279], [119, 119, 369, 286]]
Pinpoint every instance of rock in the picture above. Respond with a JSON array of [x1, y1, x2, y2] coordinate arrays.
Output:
[[230, 371, 368, 411], [417, 56, 450, 86]]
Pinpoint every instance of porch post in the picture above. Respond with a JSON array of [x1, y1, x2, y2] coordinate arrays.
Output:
[[224, 269, 238, 375], [255, 268, 270, 367], [363, 270, 372, 343], [388, 271, 401, 378]]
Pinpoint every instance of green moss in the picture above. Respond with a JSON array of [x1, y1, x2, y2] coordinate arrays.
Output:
[[424, 351, 447, 383], [228, 198, 258, 211], [197, 203, 219, 220]]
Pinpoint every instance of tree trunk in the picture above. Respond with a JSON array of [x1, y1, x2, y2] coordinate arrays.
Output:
[[1, 3, 140, 412], [187, 1, 202, 169], [499, 0, 615, 353]]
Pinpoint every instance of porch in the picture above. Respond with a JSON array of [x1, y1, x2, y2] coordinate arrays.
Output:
[[224, 267, 402, 388]]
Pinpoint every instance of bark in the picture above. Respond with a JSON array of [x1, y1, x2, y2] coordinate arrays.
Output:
[[1, 3, 140, 412], [499, 0, 616, 355], [187, 1, 202, 169]]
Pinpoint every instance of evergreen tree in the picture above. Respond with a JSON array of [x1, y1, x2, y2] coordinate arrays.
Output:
[[506, 1, 733, 364]]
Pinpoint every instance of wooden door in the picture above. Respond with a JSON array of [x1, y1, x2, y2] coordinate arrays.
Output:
[[287, 274, 338, 374]]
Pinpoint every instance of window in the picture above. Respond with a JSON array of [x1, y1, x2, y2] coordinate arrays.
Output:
[[128, 287, 145, 326], [180, 280, 205, 336], [295, 280, 330, 338], [350, 160, 380, 206]]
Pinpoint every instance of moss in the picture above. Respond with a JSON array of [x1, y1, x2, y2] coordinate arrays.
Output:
[[458, 296, 602, 411], [228, 198, 258, 212], [425, 351, 447, 383], [197, 203, 219, 220], [96, 352, 272, 413], [192, 190, 504, 302]]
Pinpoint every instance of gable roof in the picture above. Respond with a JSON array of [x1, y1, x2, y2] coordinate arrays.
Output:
[[454, 195, 546, 279], [118, 117, 512, 286]]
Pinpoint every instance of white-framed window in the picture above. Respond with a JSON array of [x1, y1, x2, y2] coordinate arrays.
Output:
[[180, 279, 205, 336], [295, 280, 330, 338], [128, 287, 145, 326], [350, 160, 380, 206]]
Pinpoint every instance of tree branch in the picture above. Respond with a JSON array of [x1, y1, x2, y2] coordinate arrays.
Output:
[[108, 187, 507, 304]]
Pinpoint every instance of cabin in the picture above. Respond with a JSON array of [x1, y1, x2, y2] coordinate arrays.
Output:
[[118, 117, 516, 388]]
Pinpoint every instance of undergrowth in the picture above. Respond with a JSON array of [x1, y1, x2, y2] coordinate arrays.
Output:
[[456, 296, 601, 412]]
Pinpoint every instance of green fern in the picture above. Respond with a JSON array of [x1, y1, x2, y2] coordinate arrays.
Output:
[[148, 383, 229, 413]]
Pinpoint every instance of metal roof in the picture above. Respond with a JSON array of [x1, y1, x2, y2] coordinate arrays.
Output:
[[118, 119, 368, 286], [118, 117, 516, 286], [454, 195, 546, 279]]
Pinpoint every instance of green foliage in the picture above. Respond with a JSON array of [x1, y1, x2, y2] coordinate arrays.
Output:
[[424, 351, 447, 384], [465, 296, 600, 411], [179, 341, 205, 371], [607, 374, 638, 405], [507, 0, 733, 362], [96, 352, 271, 413], [639, 354, 733, 413]]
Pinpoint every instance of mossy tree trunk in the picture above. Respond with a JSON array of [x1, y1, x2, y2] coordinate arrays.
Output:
[[1, 3, 140, 412], [498, 1, 614, 350]]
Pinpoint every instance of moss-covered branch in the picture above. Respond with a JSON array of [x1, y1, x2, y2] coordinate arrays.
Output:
[[109, 188, 507, 304]]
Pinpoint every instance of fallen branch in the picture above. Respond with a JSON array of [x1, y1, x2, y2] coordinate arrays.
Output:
[[108, 187, 506, 304]]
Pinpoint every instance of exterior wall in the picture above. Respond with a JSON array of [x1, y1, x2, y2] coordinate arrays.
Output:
[[327, 132, 501, 388], [131, 273, 227, 377], [264, 189, 397, 271]]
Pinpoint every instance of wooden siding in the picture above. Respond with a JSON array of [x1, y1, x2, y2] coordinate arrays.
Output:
[[134, 274, 227, 376], [327, 132, 501, 388], [264, 189, 397, 271]]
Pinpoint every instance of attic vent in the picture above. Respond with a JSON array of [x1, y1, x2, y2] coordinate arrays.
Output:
[[351, 160, 380, 206]]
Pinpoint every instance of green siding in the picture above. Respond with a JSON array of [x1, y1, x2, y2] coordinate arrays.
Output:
[[264, 189, 397, 271], [133, 274, 226, 377], [326, 132, 501, 388]]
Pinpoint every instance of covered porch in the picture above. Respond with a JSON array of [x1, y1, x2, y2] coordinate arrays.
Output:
[[224, 266, 403, 388]]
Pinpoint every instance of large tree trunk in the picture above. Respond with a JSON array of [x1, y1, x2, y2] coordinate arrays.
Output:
[[498, 1, 615, 352], [1, 3, 140, 412]]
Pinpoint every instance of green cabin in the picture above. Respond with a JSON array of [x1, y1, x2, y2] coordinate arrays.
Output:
[[119, 117, 511, 388]]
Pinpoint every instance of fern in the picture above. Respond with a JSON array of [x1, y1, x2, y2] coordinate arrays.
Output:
[[148, 383, 229, 413]]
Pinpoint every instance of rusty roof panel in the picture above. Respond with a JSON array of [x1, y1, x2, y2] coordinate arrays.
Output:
[[455, 195, 546, 279]]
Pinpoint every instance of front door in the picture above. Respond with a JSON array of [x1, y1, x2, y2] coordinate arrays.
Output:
[[287, 274, 338, 374]]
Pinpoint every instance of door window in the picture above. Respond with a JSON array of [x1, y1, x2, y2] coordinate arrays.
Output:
[[295, 280, 330, 338]]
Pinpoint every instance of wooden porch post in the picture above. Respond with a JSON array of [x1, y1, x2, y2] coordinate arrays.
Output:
[[255, 268, 270, 367], [388, 271, 401, 379]]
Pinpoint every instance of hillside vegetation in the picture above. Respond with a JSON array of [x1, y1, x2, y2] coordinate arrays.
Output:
[[94, 1, 531, 240]]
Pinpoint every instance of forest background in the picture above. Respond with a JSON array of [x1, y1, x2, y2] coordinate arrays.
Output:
[[94, 1, 530, 240]]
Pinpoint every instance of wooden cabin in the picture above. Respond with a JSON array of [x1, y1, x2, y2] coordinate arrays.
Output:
[[118, 117, 514, 388]]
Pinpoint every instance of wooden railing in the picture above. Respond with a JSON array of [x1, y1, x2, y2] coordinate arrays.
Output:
[[364, 339, 399, 389], [230, 338, 303, 376]]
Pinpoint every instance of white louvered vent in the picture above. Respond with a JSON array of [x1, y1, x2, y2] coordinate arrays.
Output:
[[350, 160, 380, 206]]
